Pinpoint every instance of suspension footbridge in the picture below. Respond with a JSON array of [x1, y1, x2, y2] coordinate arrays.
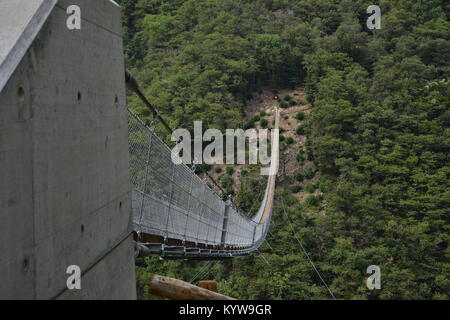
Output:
[[0, 0, 278, 299], [129, 100, 280, 259]]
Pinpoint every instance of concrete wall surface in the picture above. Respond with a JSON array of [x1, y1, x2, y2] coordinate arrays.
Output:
[[0, 0, 136, 299], [0, 0, 58, 92]]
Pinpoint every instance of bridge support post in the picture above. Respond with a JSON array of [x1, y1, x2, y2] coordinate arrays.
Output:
[[220, 203, 230, 249], [195, 186, 207, 246], [182, 173, 195, 245], [137, 120, 156, 235], [164, 161, 177, 244]]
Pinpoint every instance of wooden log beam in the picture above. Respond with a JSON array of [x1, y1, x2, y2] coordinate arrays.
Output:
[[199, 280, 218, 292], [148, 275, 236, 300]]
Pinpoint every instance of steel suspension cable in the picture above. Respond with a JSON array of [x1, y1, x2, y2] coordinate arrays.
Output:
[[257, 250, 271, 267], [189, 261, 212, 283], [280, 198, 337, 300]]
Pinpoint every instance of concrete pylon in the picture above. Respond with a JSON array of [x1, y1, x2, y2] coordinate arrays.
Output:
[[0, 0, 136, 299]]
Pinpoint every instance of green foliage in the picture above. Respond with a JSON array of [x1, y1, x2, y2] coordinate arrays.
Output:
[[295, 173, 304, 182], [236, 187, 255, 212], [252, 115, 261, 122], [305, 168, 315, 180], [296, 150, 305, 163], [305, 139, 312, 147], [260, 118, 269, 128], [317, 176, 332, 193], [194, 163, 211, 174], [286, 136, 294, 145], [221, 175, 233, 190], [279, 101, 289, 108], [226, 166, 234, 176], [244, 120, 255, 130], [295, 112, 305, 121], [291, 184, 302, 193], [237, 165, 266, 217], [306, 183, 316, 193], [214, 166, 222, 173], [306, 150, 314, 161], [296, 124, 307, 135], [305, 195, 318, 206]]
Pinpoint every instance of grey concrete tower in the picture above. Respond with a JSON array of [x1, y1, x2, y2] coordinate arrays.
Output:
[[0, 0, 136, 299]]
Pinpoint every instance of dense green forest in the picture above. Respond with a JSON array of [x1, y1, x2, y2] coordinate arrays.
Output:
[[120, 0, 450, 299]]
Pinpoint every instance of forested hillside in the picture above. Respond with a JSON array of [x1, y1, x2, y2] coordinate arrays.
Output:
[[120, 0, 450, 299]]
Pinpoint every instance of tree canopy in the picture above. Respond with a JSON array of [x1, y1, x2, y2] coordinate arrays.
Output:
[[121, 0, 450, 300]]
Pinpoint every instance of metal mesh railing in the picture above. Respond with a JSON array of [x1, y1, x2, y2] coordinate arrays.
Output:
[[128, 110, 271, 251]]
